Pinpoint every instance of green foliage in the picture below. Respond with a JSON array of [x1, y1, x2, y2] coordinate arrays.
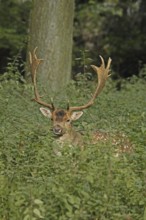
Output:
[[0, 0, 32, 72], [0, 66, 146, 219], [74, 0, 146, 77], [0, 0, 31, 52]]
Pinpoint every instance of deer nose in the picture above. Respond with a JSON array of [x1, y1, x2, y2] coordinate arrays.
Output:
[[53, 125, 63, 135]]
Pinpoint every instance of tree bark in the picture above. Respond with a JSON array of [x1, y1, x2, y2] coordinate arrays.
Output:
[[27, 0, 74, 94]]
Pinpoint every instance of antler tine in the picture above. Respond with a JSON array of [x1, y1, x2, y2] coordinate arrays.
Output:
[[29, 47, 55, 110], [69, 56, 112, 112]]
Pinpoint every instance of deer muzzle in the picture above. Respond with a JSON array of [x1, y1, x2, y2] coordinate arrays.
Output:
[[53, 125, 63, 136]]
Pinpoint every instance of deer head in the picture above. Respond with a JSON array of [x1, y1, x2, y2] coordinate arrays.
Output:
[[29, 47, 111, 141]]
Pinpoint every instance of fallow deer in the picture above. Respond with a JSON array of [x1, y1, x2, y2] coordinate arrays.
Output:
[[29, 47, 133, 155]]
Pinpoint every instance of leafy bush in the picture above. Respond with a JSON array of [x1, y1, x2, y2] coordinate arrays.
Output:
[[0, 68, 146, 219]]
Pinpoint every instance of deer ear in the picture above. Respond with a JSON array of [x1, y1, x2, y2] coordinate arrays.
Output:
[[40, 107, 52, 118], [71, 111, 83, 121]]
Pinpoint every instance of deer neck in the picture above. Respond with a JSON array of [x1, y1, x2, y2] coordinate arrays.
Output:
[[58, 127, 82, 145]]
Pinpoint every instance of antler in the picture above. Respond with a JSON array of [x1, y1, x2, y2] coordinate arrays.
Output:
[[69, 56, 112, 111], [29, 47, 55, 110]]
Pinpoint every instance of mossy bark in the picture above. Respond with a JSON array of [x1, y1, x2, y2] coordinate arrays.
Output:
[[27, 0, 74, 93]]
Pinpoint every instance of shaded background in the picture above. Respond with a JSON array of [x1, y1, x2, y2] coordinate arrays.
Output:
[[0, 0, 146, 79]]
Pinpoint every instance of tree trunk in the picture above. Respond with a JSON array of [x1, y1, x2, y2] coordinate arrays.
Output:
[[27, 0, 74, 94]]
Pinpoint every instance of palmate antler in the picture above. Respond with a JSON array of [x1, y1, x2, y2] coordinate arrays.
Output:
[[69, 56, 112, 111], [29, 47, 112, 112], [29, 47, 55, 110]]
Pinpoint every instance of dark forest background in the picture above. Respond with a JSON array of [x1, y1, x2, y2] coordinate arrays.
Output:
[[0, 0, 146, 79]]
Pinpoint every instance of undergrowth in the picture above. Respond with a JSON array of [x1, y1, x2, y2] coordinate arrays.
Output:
[[0, 71, 146, 220]]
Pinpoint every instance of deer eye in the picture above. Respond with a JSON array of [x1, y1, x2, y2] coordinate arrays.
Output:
[[66, 119, 71, 123]]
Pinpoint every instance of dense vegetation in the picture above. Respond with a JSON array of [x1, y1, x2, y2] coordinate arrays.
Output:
[[0, 0, 31, 71], [0, 1, 146, 219], [74, 0, 146, 77], [0, 65, 146, 220]]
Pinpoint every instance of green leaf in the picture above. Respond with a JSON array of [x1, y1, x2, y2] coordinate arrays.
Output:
[[33, 209, 44, 219], [86, 174, 94, 183], [23, 215, 30, 220], [34, 199, 43, 205]]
